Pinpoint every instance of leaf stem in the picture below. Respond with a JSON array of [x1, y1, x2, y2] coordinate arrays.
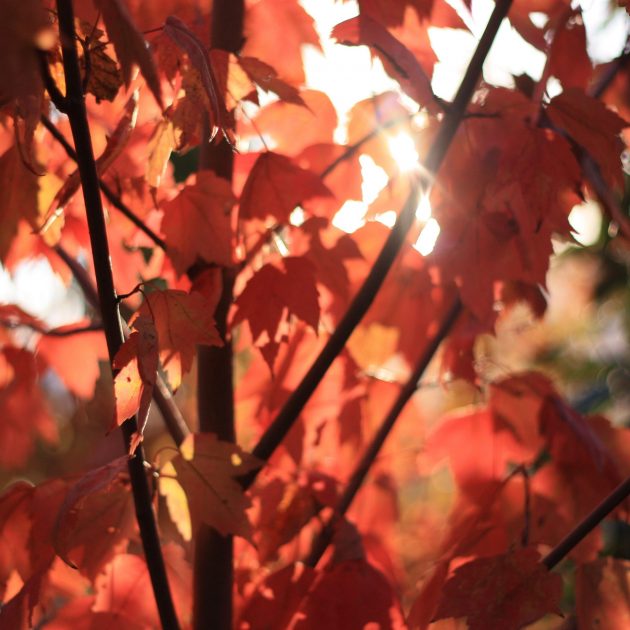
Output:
[[304, 298, 462, 567], [542, 475, 630, 570], [242, 0, 514, 490], [55, 4, 179, 627]]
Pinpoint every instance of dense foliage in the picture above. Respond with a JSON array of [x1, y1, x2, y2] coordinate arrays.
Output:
[[0, 0, 629, 628]]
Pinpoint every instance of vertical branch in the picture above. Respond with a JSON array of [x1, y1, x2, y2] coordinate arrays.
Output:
[[241, 0, 515, 490], [55, 3, 180, 628], [193, 3, 244, 630]]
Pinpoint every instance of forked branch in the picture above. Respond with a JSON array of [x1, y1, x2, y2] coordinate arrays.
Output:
[[241, 0, 515, 490]]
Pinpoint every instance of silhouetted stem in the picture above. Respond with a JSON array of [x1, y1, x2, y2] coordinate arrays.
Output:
[[40, 114, 167, 250], [55, 4, 179, 628], [242, 0, 514, 490], [304, 298, 462, 567], [543, 475, 630, 570]]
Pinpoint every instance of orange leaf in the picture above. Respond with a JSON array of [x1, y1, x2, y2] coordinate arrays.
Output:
[[161, 170, 236, 274], [164, 433, 261, 539], [240, 152, 332, 224], [112, 315, 158, 450], [93, 545, 191, 628], [238, 56, 305, 106], [0, 347, 58, 469], [243, 0, 321, 86], [241, 91, 336, 157], [93, 0, 162, 106], [0, 145, 40, 262], [433, 548, 562, 630], [37, 326, 108, 399], [232, 255, 320, 349], [136, 288, 223, 391]]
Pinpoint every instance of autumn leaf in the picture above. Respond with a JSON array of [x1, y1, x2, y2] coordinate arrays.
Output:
[[77, 20, 124, 103], [0, 145, 40, 262], [332, 14, 437, 113], [93, 0, 162, 106], [243, 0, 321, 86], [37, 327, 108, 399], [354, 0, 436, 26], [241, 91, 337, 157], [0, 0, 54, 129], [135, 288, 223, 391], [160, 170, 236, 274], [112, 315, 158, 452], [547, 8, 592, 90], [433, 548, 563, 630], [239, 152, 332, 224], [232, 256, 320, 355], [163, 433, 261, 539], [93, 545, 192, 628], [292, 559, 407, 629], [0, 346, 58, 469], [52, 457, 134, 579], [41, 92, 139, 238], [238, 56, 305, 106]]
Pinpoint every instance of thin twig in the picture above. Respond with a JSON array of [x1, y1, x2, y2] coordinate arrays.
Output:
[[304, 298, 462, 567], [542, 475, 630, 570], [55, 3, 179, 627], [241, 0, 514, 491], [40, 114, 167, 250]]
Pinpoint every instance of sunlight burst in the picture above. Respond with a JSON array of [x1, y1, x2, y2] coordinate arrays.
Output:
[[414, 218, 441, 256], [387, 133, 420, 173]]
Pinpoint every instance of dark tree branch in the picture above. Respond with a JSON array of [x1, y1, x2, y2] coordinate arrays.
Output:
[[241, 0, 514, 490], [193, 2, 244, 630], [304, 298, 462, 567], [543, 475, 630, 570], [40, 114, 167, 250], [55, 4, 179, 628]]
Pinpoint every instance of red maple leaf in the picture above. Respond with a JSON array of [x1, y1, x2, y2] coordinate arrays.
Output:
[[433, 547, 563, 630], [239, 152, 332, 224], [161, 170, 236, 274]]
